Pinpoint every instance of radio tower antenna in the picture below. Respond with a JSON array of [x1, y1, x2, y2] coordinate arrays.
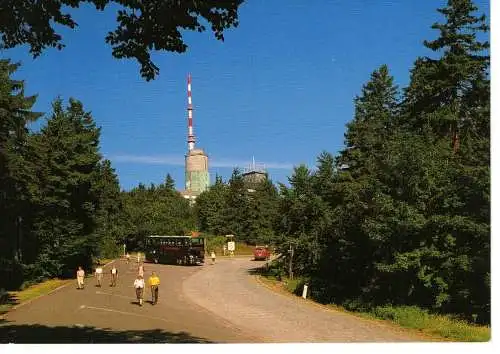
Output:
[[187, 73, 196, 151]]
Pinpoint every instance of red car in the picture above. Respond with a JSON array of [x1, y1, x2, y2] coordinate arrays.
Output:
[[253, 246, 270, 261]]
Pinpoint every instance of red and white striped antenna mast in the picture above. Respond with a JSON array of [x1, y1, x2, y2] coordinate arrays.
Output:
[[187, 73, 196, 151]]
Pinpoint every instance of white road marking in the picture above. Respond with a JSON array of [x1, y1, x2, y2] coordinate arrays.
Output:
[[80, 305, 173, 324]]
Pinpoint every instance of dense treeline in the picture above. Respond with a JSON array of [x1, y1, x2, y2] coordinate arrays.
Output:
[[0, 64, 124, 288], [195, 170, 279, 245], [0, 61, 193, 289], [289, 0, 490, 324], [195, 0, 490, 324], [120, 176, 196, 250]]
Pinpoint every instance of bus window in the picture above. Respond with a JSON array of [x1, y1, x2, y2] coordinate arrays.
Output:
[[191, 238, 202, 246]]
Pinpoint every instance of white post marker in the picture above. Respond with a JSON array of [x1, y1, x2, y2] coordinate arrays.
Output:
[[302, 284, 308, 299]]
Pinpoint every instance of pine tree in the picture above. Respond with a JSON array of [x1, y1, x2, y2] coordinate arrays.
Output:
[[338, 64, 399, 178], [30, 98, 102, 278], [195, 175, 229, 235], [164, 174, 176, 191], [403, 0, 489, 153], [0, 59, 42, 288], [223, 169, 248, 239], [394, 0, 490, 321], [92, 159, 124, 258]]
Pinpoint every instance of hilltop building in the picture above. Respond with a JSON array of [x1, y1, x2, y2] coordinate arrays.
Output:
[[242, 157, 267, 190]]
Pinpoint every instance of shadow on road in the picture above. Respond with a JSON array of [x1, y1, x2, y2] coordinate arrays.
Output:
[[0, 321, 213, 343], [0, 293, 19, 316]]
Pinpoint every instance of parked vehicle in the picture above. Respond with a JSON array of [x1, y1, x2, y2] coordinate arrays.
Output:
[[145, 235, 205, 265], [253, 246, 271, 261]]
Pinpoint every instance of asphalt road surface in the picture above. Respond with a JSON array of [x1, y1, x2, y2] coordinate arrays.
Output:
[[0, 257, 428, 343]]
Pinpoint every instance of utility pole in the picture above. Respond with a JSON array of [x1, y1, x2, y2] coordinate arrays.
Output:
[[288, 243, 294, 280]]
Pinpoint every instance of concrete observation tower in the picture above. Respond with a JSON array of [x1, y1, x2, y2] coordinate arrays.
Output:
[[183, 74, 209, 202]]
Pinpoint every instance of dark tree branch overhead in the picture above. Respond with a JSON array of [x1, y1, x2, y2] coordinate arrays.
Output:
[[0, 0, 243, 80]]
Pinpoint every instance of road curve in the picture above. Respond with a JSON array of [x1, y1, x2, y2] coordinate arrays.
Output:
[[0, 259, 257, 343], [182, 257, 428, 342]]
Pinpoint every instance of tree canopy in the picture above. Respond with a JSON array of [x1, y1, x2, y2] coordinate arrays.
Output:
[[0, 0, 243, 80]]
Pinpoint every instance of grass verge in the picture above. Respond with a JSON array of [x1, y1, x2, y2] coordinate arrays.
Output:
[[259, 274, 490, 342], [360, 305, 490, 342], [0, 278, 70, 316], [0, 257, 118, 317]]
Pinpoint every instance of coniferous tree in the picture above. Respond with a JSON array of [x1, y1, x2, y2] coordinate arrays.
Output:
[[396, 0, 490, 320], [223, 169, 247, 239], [29, 98, 102, 278], [403, 0, 489, 153], [338, 64, 399, 177], [196, 175, 230, 236], [92, 159, 124, 258], [0, 59, 42, 288]]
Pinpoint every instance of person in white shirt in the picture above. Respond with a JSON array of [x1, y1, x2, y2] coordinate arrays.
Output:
[[95, 265, 103, 287], [76, 266, 85, 289], [134, 275, 145, 306], [110, 266, 118, 287], [211, 251, 216, 265]]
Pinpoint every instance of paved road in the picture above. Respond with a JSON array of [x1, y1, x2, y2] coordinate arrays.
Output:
[[0, 259, 259, 343], [1, 257, 430, 343], [183, 257, 429, 342]]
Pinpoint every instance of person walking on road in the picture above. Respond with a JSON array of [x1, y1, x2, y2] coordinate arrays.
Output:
[[148, 271, 160, 305], [76, 266, 85, 289], [138, 263, 145, 277], [137, 252, 141, 264], [110, 265, 118, 287], [211, 251, 216, 265], [95, 264, 103, 287], [126, 253, 130, 264], [134, 275, 145, 306]]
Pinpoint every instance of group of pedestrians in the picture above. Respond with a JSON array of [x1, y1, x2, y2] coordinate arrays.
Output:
[[133, 268, 160, 306], [76, 256, 161, 307], [76, 264, 118, 289]]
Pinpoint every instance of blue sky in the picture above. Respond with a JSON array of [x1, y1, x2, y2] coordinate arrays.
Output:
[[2, 0, 490, 191]]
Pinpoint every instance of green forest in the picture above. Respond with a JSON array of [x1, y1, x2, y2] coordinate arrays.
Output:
[[0, 0, 489, 326]]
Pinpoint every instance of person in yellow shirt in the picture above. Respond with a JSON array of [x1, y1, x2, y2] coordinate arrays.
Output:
[[148, 271, 160, 305]]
